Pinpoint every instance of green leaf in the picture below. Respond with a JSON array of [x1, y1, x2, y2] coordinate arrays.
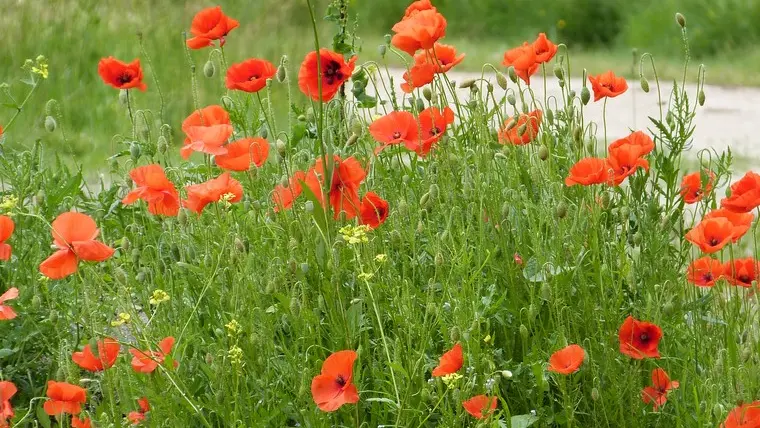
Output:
[[365, 397, 399, 407], [36, 405, 51, 428], [510, 414, 539, 428], [298, 177, 329, 235], [0, 348, 15, 359]]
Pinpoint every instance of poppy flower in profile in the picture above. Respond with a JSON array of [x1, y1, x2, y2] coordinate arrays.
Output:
[[215, 137, 270, 171], [432, 343, 463, 377], [44, 381, 87, 416], [369, 111, 420, 154], [548, 344, 585, 375], [0, 287, 17, 320], [183, 172, 244, 214], [685, 217, 734, 254], [618, 315, 662, 359], [462, 395, 497, 419], [589, 71, 628, 101], [607, 145, 649, 185], [71, 416, 92, 428], [72, 337, 120, 372], [359, 192, 389, 229], [401, 62, 436, 93], [272, 171, 307, 212], [98, 57, 147, 91], [225, 59, 277, 93], [704, 208, 754, 243], [186, 6, 239, 49], [122, 164, 180, 216], [608, 131, 655, 157], [502, 42, 539, 85], [298, 49, 356, 102], [180, 105, 234, 159], [565, 158, 611, 187], [391, 9, 447, 56], [309, 156, 367, 220], [687, 257, 723, 287], [498, 110, 542, 145], [680, 170, 715, 204], [127, 396, 150, 425], [416, 106, 454, 156], [723, 401, 760, 428], [0, 215, 14, 260], [311, 350, 359, 412], [130, 337, 178, 374], [641, 368, 679, 411], [532, 33, 558, 63], [722, 258, 760, 288], [39, 212, 115, 280], [413, 43, 465, 74], [404, 0, 435, 18], [721, 171, 760, 213], [0, 381, 16, 427]]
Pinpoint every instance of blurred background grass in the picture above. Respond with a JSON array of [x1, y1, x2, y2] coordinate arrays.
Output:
[[2, 0, 759, 165]]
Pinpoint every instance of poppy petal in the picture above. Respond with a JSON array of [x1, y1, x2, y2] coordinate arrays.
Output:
[[39, 250, 79, 279]]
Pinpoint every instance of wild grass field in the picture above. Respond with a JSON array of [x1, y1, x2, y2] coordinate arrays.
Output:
[[1, 0, 760, 427]]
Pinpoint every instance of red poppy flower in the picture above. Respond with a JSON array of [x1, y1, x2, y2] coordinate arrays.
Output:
[[0, 287, 17, 321], [122, 164, 180, 216], [272, 171, 307, 212], [608, 131, 655, 157], [0, 215, 14, 260], [498, 110, 542, 145], [183, 172, 244, 214], [215, 137, 270, 171], [310, 156, 367, 219], [71, 416, 92, 428], [462, 395, 497, 419], [721, 171, 760, 213], [685, 217, 734, 254], [72, 337, 120, 372], [704, 208, 754, 243], [565, 158, 611, 187], [532, 33, 558, 64], [723, 401, 760, 428], [413, 43, 465, 73], [618, 315, 662, 359], [127, 411, 145, 425], [137, 397, 150, 413], [44, 381, 86, 416], [589, 71, 628, 101], [723, 258, 760, 287], [391, 9, 447, 56], [416, 106, 454, 156], [359, 192, 389, 229], [680, 170, 715, 204], [404, 0, 435, 18], [548, 344, 585, 375], [0, 381, 16, 427], [607, 145, 649, 185], [225, 59, 276, 93], [186, 6, 239, 49], [180, 105, 233, 159], [687, 257, 723, 287], [39, 212, 115, 280], [502, 43, 539, 85], [641, 368, 679, 411], [130, 337, 178, 374], [431, 342, 463, 377], [298, 49, 356, 102], [369, 111, 420, 154], [98, 57, 147, 91], [311, 350, 359, 412], [401, 62, 436, 93]]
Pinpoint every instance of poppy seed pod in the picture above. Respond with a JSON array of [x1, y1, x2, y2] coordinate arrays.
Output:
[[435, 252, 444, 266], [698, 89, 705, 106], [640, 76, 650, 93], [177, 208, 188, 226], [538, 145, 549, 161], [31, 294, 42, 309], [496, 71, 508, 90], [203, 60, 216, 78], [507, 66, 518, 84], [675, 12, 686, 28], [580, 86, 590, 105], [422, 87, 432, 101], [44, 115, 57, 132], [420, 192, 430, 208], [429, 184, 440, 199], [121, 237, 131, 252]]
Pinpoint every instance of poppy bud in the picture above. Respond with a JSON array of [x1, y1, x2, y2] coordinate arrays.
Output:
[[118, 89, 128, 106], [698, 89, 705, 106], [435, 252, 444, 266], [640, 76, 650, 93], [519, 324, 529, 342], [131, 248, 140, 265], [305, 200, 314, 213], [346, 134, 359, 147], [203, 60, 216, 78], [633, 232, 642, 245], [553, 63, 564, 80], [459, 78, 477, 89], [276, 64, 287, 83], [383, 34, 391, 44], [555, 202, 568, 219], [580, 86, 590, 105], [136, 271, 146, 282], [276, 139, 287, 157], [49, 310, 58, 323], [414, 98, 425, 112], [506, 92, 516, 106], [178, 208, 188, 226], [662, 301, 674, 315], [558, 79, 565, 88], [507, 66, 518, 83], [546, 109, 554, 123], [157, 135, 168, 154], [44, 115, 57, 132], [297, 114, 306, 122], [666, 111, 675, 128], [517, 123, 528, 137], [420, 192, 430, 208], [540, 282, 552, 301], [449, 326, 461, 342], [486, 82, 494, 94], [501, 370, 513, 379], [234, 237, 246, 253], [528, 303, 537, 320], [422, 87, 432, 101], [32, 294, 42, 309], [675, 12, 686, 28], [496, 71, 508, 90], [416, 221, 424, 234], [289, 296, 300, 317], [205, 353, 214, 365], [591, 388, 600, 401], [113, 267, 127, 284], [390, 230, 402, 245], [221, 96, 235, 111], [429, 184, 440, 199], [534, 145, 548, 161]]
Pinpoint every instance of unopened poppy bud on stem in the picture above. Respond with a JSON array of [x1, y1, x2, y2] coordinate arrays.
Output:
[[538, 145, 549, 161], [506, 92, 516, 106], [519, 324, 528, 342], [698, 89, 705, 106], [675, 12, 686, 28], [495, 71, 508, 90], [580, 86, 590, 105], [507, 66, 518, 83], [203, 60, 215, 78], [640, 76, 650, 93], [276, 64, 287, 83], [422, 87, 432, 101], [44, 115, 57, 132], [553, 63, 564, 80], [157, 135, 168, 154], [346, 134, 359, 146], [377, 44, 387, 57], [276, 139, 287, 157]]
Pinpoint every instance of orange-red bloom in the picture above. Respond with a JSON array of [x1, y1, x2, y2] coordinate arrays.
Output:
[[641, 368, 679, 411], [608, 131, 655, 157], [0, 215, 14, 260], [401, 62, 436, 93], [416, 106, 454, 156], [72, 337, 120, 372], [723, 258, 760, 288], [607, 145, 649, 185], [0, 381, 16, 427], [127, 397, 150, 425], [618, 315, 662, 359], [404, 0, 435, 18], [391, 9, 447, 56], [413, 43, 465, 73], [311, 350, 359, 412], [687, 257, 723, 287], [272, 171, 307, 212], [681, 170, 715, 204], [369, 111, 420, 154], [98, 57, 146, 91], [532, 33, 557, 63], [183, 172, 243, 214], [180, 105, 233, 159], [122, 165, 180, 216], [298, 49, 356, 102], [186, 6, 239, 49], [215, 137, 270, 171], [502, 43, 539, 85], [722, 171, 760, 213], [225, 59, 276, 93], [71, 416, 92, 428], [308, 156, 367, 220], [130, 337, 178, 374], [498, 110, 542, 145], [704, 208, 754, 243], [589, 71, 628, 101], [723, 401, 760, 428], [0, 288, 17, 321], [431, 342, 463, 377], [44, 381, 86, 416], [548, 344, 585, 375], [462, 395, 497, 419], [565, 158, 610, 187], [359, 192, 389, 229], [685, 217, 734, 254], [39, 212, 114, 279]]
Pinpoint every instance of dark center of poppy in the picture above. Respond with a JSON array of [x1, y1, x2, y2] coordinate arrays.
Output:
[[430, 127, 441, 136], [639, 333, 649, 342], [248, 74, 261, 81], [703, 273, 713, 281], [739, 274, 751, 283], [324, 61, 343, 85], [392, 131, 402, 139], [118, 72, 134, 84], [335, 374, 346, 387], [709, 237, 720, 246]]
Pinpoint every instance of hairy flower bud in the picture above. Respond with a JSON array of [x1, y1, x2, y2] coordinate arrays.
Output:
[[377, 44, 387, 57], [422, 87, 432, 101], [203, 60, 216, 78], [698, 89, 705, 106], [495, 71, 508, 90], [675, 12, 686, 28], [44, 115, 57, 132], [553, 63, 564, 80], [640, 76, 650, 93], [555, 202, 568, 219], [459, 78, 477, 89], [507, 66, 518, 84], [276, 64, 287, 83], [157, 135, 168, 154], [580, 86, 590, 105], [538, 145, 549, 161], [506, 92, 516, 106]]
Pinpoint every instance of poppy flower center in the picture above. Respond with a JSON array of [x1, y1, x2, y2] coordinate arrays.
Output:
[[739, 274, 751, 283], [639, 333, 649, 342], [118, 72, 134, 84], [703, 273, 713, 281], [709, 237, 720, 246], [248, 74, 261, 81], [335, 374, 346, 387], [323, 61, 343, 85], [392, 131, 402, 139], [430, 127, 441, 136]]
